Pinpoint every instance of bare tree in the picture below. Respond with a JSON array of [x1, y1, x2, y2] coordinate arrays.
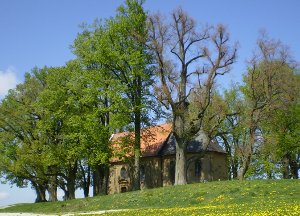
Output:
[[148, 8, 237, 185], [238, 34, 296, 179]]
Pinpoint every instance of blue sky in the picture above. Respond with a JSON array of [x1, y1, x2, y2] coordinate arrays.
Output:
[[1, 0, 300, 206]]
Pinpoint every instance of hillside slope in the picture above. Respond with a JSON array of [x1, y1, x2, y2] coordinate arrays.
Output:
[[1, 180, 299, 215]]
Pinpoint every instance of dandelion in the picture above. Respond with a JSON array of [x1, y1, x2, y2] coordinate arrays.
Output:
[[196, 196, 205, 202]]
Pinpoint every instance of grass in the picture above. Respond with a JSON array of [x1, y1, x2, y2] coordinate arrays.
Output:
[[0, 179, 299, 215]]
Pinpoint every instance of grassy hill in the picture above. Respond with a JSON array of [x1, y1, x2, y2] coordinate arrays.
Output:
[[1, 179, 299, 215]]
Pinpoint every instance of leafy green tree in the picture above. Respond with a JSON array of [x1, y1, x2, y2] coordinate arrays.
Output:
[[34, 66, 77, 200], [106, 0, 154, 191], [74, 23, 131, 194], [259, 71, 300, 179], [214, 85, 248, 179], [33, 62, 115, 199], [73, 0, 154, 191], [0, 68, 49, 202]]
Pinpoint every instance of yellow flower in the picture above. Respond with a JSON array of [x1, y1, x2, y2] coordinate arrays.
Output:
[[196, 196, 205, 202]]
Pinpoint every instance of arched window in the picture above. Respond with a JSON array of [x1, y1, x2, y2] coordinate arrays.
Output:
[[121, 187, 127, 193], [195, 160, 201, 177], [120, 167, 128, 179], [169, 161, 175, 185], [140, 165, 145, 182]]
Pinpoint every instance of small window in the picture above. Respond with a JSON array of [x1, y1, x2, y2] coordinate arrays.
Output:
[[195, 160, 201, 177], [120, 167, 127, 179], [121, 187, 127, 193], [169, 161, 175, 185], [140, 165, 145, 182]]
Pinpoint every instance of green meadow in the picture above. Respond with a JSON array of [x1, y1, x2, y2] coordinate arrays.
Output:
[[1, 179, 299, 215]]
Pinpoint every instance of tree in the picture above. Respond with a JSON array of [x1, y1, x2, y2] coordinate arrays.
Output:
[[73, 0, 154, 191], [0, 68, 49, 202], [34, 61, 116, 199], [72, 27, 129, 195], [238, 34, 297, 179], [259, 70, 300, 179], [35, 65, 79, 200], [148, 8, 237, 185], [214, 85, 247, 179]]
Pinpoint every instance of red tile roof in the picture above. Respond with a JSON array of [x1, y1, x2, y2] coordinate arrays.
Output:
[[111, 123, 172, 161], [111, 123, 226, 162]]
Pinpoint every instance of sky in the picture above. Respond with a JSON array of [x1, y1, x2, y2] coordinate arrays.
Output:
[[1, 0, 300, 207]]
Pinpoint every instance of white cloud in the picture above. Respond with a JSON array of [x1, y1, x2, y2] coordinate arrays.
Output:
[[0, 191, 9, 200], [0, 67, 19, 98]]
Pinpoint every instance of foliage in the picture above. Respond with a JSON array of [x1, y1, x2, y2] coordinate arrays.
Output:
[[224, 35, 299, 179], [215, 46, 299, 179], [0, 68, 49, 201], [73, 0, 157, 191], [257, 71, 300, 179], [215, 85, 248, 179]]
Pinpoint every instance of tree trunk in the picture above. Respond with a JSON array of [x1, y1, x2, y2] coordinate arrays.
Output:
[[282, 155, 290, 179], [132, 76, 142, 191], [100, 165, 109, 194], [133, 110, 141, 190], [230, 160, 238, 180], [63, 190, 69, 201], [228, 164, 232, 180], [173, 113, 187, 185], [104, 165, 110, 194], [232, 156, 238, 179], [93, 164, 109, 195], [79, 163, 90, 198], [237, 158, 249, 180], [48, 175, 58, 202], [232, 141, 239, 179], [289, 156, 299, 179], [237, 126, 255, 180], [99, 171, 104, 194], [237, 147, 253, 180], [83, 166, 90, 198], [175, 140, 187, 185], [220, 135, 238, 180], [267, 170, 273, 179], [93, 166, 100, 196], [221, 137, 232, 180], [66, 179, 75, 200], [65, 162, 77, 200], [32, 182, 47, 203], [83, 185, 89, 198]]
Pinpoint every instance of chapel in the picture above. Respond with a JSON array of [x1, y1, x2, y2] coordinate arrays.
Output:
[[109, 123, 227, 193]]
